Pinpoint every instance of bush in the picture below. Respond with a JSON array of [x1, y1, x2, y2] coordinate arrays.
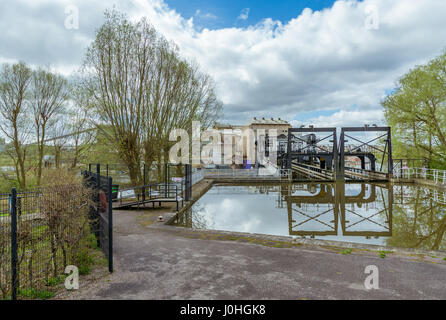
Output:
[[0, 168, 98, 299], [18, 288, 55, 300], [76, 248, 94, 275]]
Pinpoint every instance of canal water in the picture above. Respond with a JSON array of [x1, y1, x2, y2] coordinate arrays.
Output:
[[171, 183, 446, 251]]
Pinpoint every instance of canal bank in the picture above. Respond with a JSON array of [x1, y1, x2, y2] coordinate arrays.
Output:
[[57, 180, 446, 300], [57, 207, 446, 300], [167, 179, 446, 253]]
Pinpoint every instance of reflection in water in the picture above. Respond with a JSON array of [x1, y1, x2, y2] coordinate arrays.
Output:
[[171, 183, 446, 251]]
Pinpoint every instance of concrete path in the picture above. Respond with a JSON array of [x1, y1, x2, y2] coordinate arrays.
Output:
[[62, 208, 446, 300]]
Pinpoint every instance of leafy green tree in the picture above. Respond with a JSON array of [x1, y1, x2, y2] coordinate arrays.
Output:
[[382, 51, 446, 169]]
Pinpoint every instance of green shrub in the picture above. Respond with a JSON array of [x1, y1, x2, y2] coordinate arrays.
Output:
[[18, 288, 55, 300], [86, 233, 98, 249], [46, 275, 66, 287], [76, 249, 94, 275]]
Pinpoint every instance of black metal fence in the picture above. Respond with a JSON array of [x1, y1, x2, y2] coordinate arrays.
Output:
[[0, 183, 102, 300], [82, 166, 113, 274], [0, 171, 114, 300]]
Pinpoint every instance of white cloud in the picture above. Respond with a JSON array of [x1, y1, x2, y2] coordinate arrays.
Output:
[[1, 0, 446, 128], [290, 109, 385, 128], [237, 8, 250, 21], [194, 9, 217, 20]]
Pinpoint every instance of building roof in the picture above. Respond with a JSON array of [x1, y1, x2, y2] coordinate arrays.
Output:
[[214, 123, 244, 130], [248, 117, 290, 126]]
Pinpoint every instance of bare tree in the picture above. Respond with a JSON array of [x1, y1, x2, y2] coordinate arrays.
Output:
[[47, 112, 70, 168], [68, 79, 95, 168], [83, 10, 156, 184], [68, 110, 95, 169], [31, 67, 69, 185], [83, 10, 222, 184], [0, 62, 32, 189]]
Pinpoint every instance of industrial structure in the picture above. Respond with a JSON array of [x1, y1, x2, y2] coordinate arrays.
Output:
[[281, 125, 393, 182], [213, 118, 393, 182]]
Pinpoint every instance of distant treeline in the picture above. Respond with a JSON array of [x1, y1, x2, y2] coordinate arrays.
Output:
[[0, 9, 222, 190]]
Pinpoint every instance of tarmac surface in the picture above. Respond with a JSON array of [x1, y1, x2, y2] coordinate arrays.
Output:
[[62, 206, 446, 300]]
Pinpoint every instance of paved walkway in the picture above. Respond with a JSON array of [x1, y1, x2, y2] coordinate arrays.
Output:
[[62, 207, 446, 300]]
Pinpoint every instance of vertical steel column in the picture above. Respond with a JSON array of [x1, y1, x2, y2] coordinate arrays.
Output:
[[335, 180, 345, 235], [95, 163, 101, 248], [286, 130, 292, 169], [10, 188, 18, 301], [185, 164, 191, 201], [332, 129, 339, 180], [164, 164, 168, 198], [142, 163, 146, 202], [107, 177, 113, 273], [387, 127, 393, 179], [388, 183, 393, 232], [339, 129, 345, 180]]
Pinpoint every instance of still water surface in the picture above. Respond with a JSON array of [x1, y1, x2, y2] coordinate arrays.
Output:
[[171, 183, 446, 251]]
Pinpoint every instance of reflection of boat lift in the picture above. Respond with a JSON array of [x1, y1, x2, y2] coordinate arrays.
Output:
[[283, 182, 393, 239]]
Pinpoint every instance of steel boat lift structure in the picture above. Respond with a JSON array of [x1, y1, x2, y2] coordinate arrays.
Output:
[[280, 125, 393, 182]]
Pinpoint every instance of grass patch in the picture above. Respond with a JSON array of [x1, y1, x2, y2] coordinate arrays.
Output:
[[443, 257, 446, 261], [76, 249, 94, 275], [18, 288, 55, 300], [45, 275, 66, 287], [137, 214, 156, 227], [379, 250, 392, 258], [341, 249, 352, 255], [181, 231, 303, 249]]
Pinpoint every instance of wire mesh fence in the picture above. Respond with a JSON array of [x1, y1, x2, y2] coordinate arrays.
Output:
[[0, 172, 113, 300], [0, 192, 12, 299], [81, 169, 113, 272]]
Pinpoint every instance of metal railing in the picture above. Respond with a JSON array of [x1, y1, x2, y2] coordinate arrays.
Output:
[[0, 182, 109, 300], [202, 168, 291, 180], [291, 163, 334, 180], [344, 166, 389, 181], [115, 182, 184, 211], [394, 167, 446, 186]]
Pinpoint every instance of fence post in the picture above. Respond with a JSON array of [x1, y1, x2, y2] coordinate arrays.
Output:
[[107, 177, 113, 273], [95, 164, 101, 248], [10, 188, 18, 300], [142, 163, 146, 202]]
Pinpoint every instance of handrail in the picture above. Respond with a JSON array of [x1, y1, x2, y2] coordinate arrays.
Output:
[[394, 167, 446, 185], [202, 168, 291, 180], [291, 162, 333, 179]]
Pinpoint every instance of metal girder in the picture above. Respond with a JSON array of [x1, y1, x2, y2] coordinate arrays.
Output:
[[339, 126, 392, 180], [285, 181, 393, 239], [285, 126, 393, 181], [286, 127, 338, 178]]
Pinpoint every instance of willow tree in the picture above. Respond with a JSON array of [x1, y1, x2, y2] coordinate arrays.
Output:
[[0, 62, 32, 189], [31, 68, 69, 185], [143, 43, 222, 179], [83, 10, 222, 184], [382, 51, 446, 169]]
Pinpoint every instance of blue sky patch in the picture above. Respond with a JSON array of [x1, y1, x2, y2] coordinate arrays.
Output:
[[165, 0, 338, 29]]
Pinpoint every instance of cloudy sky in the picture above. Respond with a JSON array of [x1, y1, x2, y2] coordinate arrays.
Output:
[[1, 0, 445, 127]]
